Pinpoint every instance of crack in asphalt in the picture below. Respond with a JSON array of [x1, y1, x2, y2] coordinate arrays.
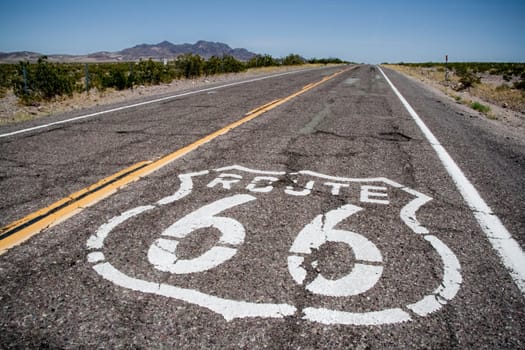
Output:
[[376, 131, 412, 142], [313, 129, 355, 140], [398, 143, 417, 188]]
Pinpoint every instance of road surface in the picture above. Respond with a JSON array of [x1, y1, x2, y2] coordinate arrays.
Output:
[[1, 65, 524, 348]]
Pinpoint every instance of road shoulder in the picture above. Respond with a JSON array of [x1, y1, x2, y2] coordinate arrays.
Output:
[[382, 65, 525, 140]]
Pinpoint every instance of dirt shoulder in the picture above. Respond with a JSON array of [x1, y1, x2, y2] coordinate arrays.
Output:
[[383, 64, 525, 135], [0, 65, 327, 126]]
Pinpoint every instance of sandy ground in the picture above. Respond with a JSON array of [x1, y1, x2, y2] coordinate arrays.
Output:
[[384, 64, 525, 136], [0, 65, 320, 125]]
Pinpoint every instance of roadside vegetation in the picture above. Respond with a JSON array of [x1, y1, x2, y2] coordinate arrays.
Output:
[[0, 54, 347, 106], [384, 62, 525, 118], [470, 101, 491, 114]]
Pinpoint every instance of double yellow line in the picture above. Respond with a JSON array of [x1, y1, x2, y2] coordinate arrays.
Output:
[[0, 68, 348, 254]]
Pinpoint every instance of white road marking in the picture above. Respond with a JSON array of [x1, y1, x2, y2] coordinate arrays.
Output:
[[86, 205, 154, 250], [0, 68, 320, 139], [378, 66, 525, 296], [407, 235, 462, 316], [87, 165, 462, 324], [245, 176, 280, 193], [360, 185, 389, 205], [303, 307, 411, 326], [93, 262, 297, 321], [285, 179, 315, 196], [215, 164, 286, 176], [148, 194, 256, 274], [157, 171, 209, 205], [288, 204, 384, 297]]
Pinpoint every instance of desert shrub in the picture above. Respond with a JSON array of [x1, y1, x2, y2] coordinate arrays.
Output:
[[455, 66, 480, 90], [470, 101, 490, 113], [514, 80, 525, 90], [246, 54, 280, 68], [134, 59, 164, 85], [3, 52, 347, 106], [282, 54, 305, 66], [175, 54, 204, 79], [101, 64, 133, 90], [204, 55, 245, 75], [391, 62, 525, 79], [13, 57, 75, 104], [0, 64, 18, 96], [308, 57, 345, 64], [222, 55, 245, 73], [204, 56, 222, 75]]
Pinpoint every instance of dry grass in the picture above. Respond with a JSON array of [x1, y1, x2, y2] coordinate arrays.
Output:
[[385, 64, 525, 116], [387, 65, 449, 83], [471, 83, 525, 112]]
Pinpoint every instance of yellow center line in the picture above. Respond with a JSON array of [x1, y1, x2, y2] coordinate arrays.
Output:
[[0, 160, 151, 235], [0, 67, 349, 254]]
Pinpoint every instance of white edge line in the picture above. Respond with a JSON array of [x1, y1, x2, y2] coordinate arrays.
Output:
[[378, 66, 525, 296], [0, 68, 322, 139]]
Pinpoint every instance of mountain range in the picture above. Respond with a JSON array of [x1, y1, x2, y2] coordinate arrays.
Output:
[[0, 40, 257, 63]]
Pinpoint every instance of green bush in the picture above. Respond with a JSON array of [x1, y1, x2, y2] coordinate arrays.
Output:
[[204, 55, 245, 75], [102, 64, 132, 90], [246, 54, 280, 68], [3, 53, 347, 105], [204, 56, 223, 75], [175, 54, 204, 79], [0, 64, 18, 97], [470, 101, 490, 113], [221, 55, 245, 73], [134, 59, 165, 85], [14, 57, 76, 104], [308, 57, 346, 64], [282, 54, 305, 66]]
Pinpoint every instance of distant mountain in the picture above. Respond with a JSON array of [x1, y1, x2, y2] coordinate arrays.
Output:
[[0, 40, 257, 63], [0, 51, 42, 62], [118, 40, 256, 61]]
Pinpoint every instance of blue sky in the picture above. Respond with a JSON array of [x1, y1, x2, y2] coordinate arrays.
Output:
[[0, 0, 523, 63]]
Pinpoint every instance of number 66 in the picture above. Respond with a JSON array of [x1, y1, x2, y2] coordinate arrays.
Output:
[[148, 194, 383, 297]]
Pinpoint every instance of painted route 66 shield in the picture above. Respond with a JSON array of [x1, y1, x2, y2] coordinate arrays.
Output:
[[86, 165, 461, 326]]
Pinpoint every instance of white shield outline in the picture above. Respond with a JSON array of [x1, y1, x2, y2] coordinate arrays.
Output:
[[86, 164, 461, 325]]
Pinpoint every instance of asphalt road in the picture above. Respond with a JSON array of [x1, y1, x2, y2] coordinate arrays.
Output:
[[1, 65, 524, 349]]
